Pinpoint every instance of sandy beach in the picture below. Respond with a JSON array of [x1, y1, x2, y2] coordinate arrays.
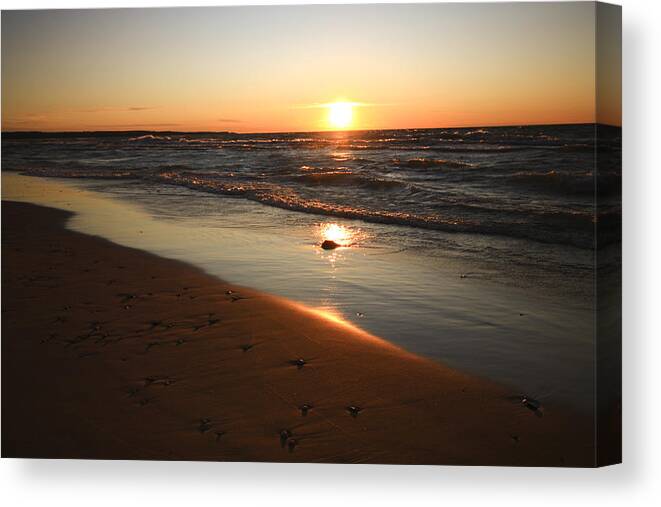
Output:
[[1, 200, 595, 465]]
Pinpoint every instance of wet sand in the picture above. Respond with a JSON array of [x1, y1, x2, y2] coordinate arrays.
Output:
[[2, 201, 595, 465]]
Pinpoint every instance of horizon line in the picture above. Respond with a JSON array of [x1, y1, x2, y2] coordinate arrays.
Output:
[[1, 121, 621, 137]]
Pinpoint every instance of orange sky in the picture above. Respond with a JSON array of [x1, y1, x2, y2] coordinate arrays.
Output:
[[1, 3, 621, 132]]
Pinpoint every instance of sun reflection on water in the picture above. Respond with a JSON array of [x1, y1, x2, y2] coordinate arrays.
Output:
[[320, 223, 353, 246], [314, 222, 368, 270]]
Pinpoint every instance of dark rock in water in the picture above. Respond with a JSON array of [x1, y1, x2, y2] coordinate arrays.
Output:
[[321, 240, 340, 250]]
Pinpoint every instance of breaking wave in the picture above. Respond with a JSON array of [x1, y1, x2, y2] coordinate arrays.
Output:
[[5, 123, 620, 250], [292, 171, 408, 191]]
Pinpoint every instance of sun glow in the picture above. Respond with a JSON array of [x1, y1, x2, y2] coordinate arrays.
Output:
[[327, 102, 354, 130], [320, 223, 353, 246]]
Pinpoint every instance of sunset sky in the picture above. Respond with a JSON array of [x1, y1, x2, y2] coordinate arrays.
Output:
[[2, 3, 621, 133]]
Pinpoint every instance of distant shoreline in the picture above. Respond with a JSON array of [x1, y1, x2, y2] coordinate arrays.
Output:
[[1, 122, 621, 138]]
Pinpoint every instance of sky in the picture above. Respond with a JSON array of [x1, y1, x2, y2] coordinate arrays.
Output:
[[1, 3, 621, 132]]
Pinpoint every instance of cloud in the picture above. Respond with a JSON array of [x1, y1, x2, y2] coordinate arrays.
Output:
[[294, 101, 369, 110], [217, 118, 242, 123], [85, 122, 182, 128], [4, 115, 49, 124], [291, 101, 398, 110], [74, 106, 158, 113]]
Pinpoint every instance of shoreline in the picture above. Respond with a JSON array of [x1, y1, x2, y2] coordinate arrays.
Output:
[[2, 200, 595, 465], [1, 172, 598, 411]]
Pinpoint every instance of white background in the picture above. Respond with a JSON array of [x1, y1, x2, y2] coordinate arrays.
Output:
[[1, 0, 659, 505]]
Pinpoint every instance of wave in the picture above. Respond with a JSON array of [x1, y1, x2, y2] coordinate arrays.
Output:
[[8, 123, 618, 251], [23, 167, 139, 179], [128, 134, 172, 142], [508, 171, 594, 194], [557, 143, 594, 152], [507, 170, 620, 196], [330, 154, 373, 164], [18, 169, 592, 248], [292, 171, 407, 191], [429, 145, 534, 154], [394, 158, 475, 169], [146, 171, 597, 249]]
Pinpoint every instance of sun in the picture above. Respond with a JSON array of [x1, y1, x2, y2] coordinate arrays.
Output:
[[327, 102, 354, 130]]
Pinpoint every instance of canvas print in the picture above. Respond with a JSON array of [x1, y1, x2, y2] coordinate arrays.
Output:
[[1, 2, 621, 466]]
